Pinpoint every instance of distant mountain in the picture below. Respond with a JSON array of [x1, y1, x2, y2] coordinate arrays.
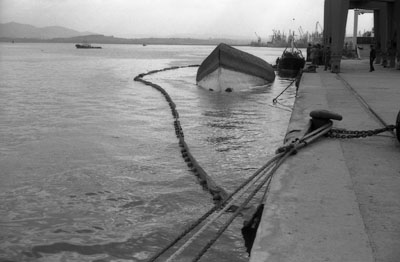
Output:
[[0, 34, 249, 46], [0, 22, 94, 39], [47, 34, 248, 46], [0, 22, 250, 46]]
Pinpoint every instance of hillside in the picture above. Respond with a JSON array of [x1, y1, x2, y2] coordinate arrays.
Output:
[[0, 22, 93, 39], [0, 22, 250, 46]]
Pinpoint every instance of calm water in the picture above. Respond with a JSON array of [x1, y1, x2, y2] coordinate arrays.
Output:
[[0, 43, 296, 262]]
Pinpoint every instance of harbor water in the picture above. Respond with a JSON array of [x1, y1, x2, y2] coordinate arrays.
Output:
[[0, 43, 297, 262]]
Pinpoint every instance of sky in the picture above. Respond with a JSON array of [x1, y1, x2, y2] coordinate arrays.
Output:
[[0, 0, 374, 39]]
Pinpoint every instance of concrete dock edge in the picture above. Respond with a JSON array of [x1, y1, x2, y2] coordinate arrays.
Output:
[[250, 60, 400, 262]]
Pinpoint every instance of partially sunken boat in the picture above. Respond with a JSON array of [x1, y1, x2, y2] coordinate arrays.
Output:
[[196, 43, 275, 92], [277, 37, 305, 77], [277, 49, 305, 77]]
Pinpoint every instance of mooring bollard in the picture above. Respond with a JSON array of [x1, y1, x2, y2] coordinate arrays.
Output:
[[309, 109, 343, 130]]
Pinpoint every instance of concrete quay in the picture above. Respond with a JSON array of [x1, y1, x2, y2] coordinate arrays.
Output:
[[250, 59, 400, 262]]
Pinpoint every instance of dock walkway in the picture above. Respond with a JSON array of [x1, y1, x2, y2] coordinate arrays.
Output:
[[250, 59, 400, 262]]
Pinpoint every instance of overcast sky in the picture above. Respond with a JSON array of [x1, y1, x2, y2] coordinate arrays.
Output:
[[0, 0, 374, 39]]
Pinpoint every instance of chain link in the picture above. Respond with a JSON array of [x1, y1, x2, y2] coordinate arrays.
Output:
[[326, 125, 396, 139]]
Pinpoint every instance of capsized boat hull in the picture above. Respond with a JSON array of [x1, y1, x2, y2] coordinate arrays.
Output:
[[197, 67, 271, 92], [196, 43, 275, 92]]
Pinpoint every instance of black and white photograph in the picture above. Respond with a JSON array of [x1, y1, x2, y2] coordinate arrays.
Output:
[[1, 0, 400, 261]]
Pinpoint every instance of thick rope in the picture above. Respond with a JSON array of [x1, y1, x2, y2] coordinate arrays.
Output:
[[191, 149, 294, 262], [164, 156, 280, 262], [272, 79, 296, 103], [190, 124, 333, 261], [150, 124, 332, 261], [146, 154, 283, 262]]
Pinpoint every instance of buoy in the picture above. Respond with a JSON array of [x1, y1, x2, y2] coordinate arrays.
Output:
[[396, 109, 400, 142]]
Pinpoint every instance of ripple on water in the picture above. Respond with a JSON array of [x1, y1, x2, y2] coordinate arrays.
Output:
[[0, 44, 294, 261]]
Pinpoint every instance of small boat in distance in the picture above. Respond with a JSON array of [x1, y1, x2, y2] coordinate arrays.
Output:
[[196, 43, 275, 92], [277, 34, 305, 77], [75, 43, 102, 49]]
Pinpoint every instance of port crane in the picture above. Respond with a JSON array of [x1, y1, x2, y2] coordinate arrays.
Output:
[[315, 21, 323, 35], [254, 32, 261, 44], [298, 26, 304, 38], [298, 26, 310, 43], [310, 21, 323, 43]]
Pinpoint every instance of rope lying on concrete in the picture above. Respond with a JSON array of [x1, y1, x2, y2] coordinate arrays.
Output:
[[133, 65, 228, 205]]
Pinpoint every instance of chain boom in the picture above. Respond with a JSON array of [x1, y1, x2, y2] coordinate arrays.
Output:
[[326, 125, 396, 139]]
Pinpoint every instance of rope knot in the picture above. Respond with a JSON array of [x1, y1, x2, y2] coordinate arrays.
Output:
[[275, 143, 295, 154]]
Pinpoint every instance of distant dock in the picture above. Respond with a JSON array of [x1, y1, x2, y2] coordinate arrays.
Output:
[[250, 59, 400, 261]]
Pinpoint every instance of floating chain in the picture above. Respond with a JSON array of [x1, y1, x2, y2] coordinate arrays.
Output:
[[326, 125, 396, 139]]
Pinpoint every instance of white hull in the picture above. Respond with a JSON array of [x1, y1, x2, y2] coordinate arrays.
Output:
[[197, 67, 271, 92]]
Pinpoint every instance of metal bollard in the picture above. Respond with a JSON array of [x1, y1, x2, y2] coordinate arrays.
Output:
[[309, 109, 343, 130]]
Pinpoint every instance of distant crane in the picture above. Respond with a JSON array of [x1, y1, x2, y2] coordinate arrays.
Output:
[[315, 21, 323, 35], [298, 26, 310, 43], [254, 32, 261, 44], [298, 26, 304, 38], [311, 21, 323, 43]]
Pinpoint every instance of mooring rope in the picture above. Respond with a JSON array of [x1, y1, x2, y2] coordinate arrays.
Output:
[[272, 79, 296, 103], [146, 153, 284, 262], [190, 150, 294, 262], [188, 123, 333, 262], [164, 156, 280, 262], [161, 123, 333, 262]]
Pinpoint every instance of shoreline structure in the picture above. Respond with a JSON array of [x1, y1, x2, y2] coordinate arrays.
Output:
[[250, 59, 400, 261]]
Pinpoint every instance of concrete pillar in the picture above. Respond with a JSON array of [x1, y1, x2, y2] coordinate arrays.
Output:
[[323, 0, 332, 48], [374, 10, 382, 64], [387, 2, 396, 68], [395, 0, 400, 69], [379, 3, 388, 67], [324, 0, 349, 73], [353, 10, 359, 52]]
